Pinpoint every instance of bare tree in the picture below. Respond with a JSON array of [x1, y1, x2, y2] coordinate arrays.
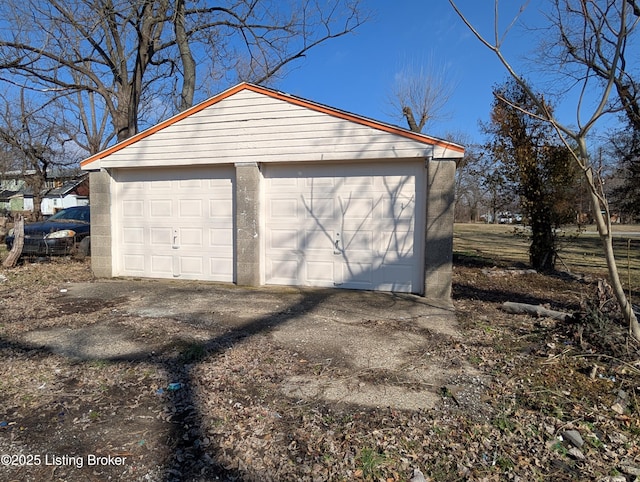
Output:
[[389, 58, 455, 133], [0, 0, 366, 145], [449, 0, 640, 339], [442, 132, 486, 222], [547, 0, 640, 130], [0, 90, 75, 220]]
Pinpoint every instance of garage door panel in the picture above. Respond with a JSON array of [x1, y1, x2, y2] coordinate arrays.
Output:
[[265, 162, 424, 293], [305, 229, 332, 250], [180, 256, 203, 275], [123, 199, 144, 217], [210, 257, 233, 277], [149, 180, 172, 190], [123, 227, 144, 245], [270, 198, 298, 218], [306, 261, 334, 285], [178, 178, 203, 189], [209, 228, 233, 248], [339, 197, 375, 220], [268, 228, 298, 250], [115, 166, 234, 282], [123, 255, 144, 272], [302, 197, 334, 220], [304, 174, 335, 187], [341, 230, 373, 252], [380, 228, 414, 248], [381, 174, 415, 185], [150, 227, 172, 246], [344, 175, 373, 187], [376, 263, 414, 290], [151, 255, 173, 274], [339, 261, 373, 289], [121, 183, 145, 194], [209, 199, 233, 219], [382, 197, 415, 220], [179, 199, 203, 217], [266, 257, 299, 283], [150, 199, 172, 217], [180, 228, 203, 247]]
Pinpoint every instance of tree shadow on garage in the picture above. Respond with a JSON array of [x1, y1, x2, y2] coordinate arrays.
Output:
[[290, 167, 425, 294]]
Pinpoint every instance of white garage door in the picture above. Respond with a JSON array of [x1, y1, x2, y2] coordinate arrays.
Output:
[[113, 166, 234, 281], [264, 162, 425, 293]]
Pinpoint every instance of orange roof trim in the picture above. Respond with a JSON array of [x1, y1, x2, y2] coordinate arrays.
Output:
[[81, 83, 464, 168]]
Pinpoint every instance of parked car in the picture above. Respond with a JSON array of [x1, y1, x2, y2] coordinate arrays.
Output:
[[5, 205, 91, 257], [498, 212, 513, 224]]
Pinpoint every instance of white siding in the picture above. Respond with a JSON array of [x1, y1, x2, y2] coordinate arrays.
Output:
[[98, 90, 438, 168], [41, 195, 89, 216]]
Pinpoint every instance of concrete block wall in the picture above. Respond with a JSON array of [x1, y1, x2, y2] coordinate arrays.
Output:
[[234, 162, 261, 286], [88, 170, 113, 277], [424, 159, 456, 304]]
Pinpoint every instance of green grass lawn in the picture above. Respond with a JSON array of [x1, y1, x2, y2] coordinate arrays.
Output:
[[454, 223, 640, 295]]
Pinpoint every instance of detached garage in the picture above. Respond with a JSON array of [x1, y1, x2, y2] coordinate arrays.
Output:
[[81, 83, 464, 300]]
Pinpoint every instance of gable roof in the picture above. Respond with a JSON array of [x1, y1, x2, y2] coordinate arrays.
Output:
[[81, 83, 464, 169], [44, 175, 89, 197]]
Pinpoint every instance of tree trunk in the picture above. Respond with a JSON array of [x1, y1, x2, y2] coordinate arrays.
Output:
[[3, 216, 23, 268], [579, 140, 640, 339], [402, 106, 420, 133], [528, 202, 556, 272], [114, 92, 134, 143], [174, 0, 195, 111]]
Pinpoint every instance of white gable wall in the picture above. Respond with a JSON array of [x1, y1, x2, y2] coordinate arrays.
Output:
[[97, 90, 441, 168]]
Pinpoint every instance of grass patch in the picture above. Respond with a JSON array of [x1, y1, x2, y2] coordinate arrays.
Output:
[[454, 223, 640, 295], [356, 446, 386, 479], [179, 342, 208, 363]]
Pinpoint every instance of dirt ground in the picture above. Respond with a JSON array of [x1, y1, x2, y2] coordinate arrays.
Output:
[[0, 256, 639, 481]]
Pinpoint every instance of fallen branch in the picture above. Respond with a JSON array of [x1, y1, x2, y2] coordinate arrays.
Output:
[[573, 353, 640, 375], [2, 216, 24, 268], [482, 268, 537, 277], [500, 301, 574, 322]]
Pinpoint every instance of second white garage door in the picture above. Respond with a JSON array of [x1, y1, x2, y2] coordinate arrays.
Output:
[[113, 166, 234, 281], [264, 162, 425, 293]]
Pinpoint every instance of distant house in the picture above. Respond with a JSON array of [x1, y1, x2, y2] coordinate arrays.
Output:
[[8, 190, 34, 212], [41, 175, 90, 215], [0, 170, 33, 212], [0, 169, 36, 191], [0, 170, 89, 215], [0, 190, 15, 213]]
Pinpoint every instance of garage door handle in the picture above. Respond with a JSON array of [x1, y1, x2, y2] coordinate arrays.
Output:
[[172, 229, 179, 249]]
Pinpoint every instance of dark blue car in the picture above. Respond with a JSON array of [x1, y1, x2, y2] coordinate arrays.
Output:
[[5, 205, 91, 257]]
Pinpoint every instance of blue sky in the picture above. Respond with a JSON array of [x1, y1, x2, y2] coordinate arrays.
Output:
[[274, 1, 569, 145]]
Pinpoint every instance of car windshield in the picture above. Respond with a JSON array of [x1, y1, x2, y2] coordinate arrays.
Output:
[[48, 207, 90, 223]]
